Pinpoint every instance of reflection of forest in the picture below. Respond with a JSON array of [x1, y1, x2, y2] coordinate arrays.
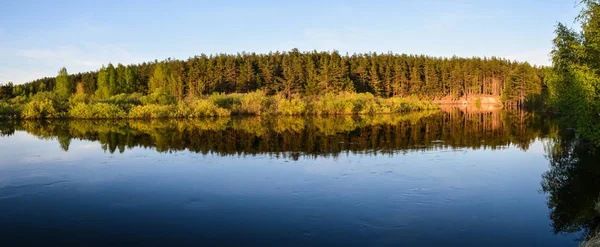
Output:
[[542, 130, 600, 245], [0, 108, 556, 157], [3, 108, 599, 245]]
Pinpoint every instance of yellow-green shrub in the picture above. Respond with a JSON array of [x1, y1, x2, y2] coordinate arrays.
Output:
[[69, 103, 127, 119], [276, 97, 306, 115], [128, 104, 175, 119], [209, 93, 241, 109], [189, 99, 231, 117], [236, 91, 268, 115], [140, 89, 176, 105], [21, 92, 66, 119], [307, 93, 355, 115]]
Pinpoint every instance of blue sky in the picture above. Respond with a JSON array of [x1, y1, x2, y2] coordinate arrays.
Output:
[[0, 0, 581, 84]]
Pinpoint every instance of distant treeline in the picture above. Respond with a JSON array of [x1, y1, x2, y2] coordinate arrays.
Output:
[[0, 49, 547, 105]]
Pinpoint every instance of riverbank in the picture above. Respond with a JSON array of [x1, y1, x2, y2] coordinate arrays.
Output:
[[0, 91, 438, 119]]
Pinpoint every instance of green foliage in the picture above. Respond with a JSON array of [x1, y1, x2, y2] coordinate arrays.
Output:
[[128, 104, 175, 119], [549, 0, 600, 144], [107, 63, 118, 95], [124, 65, 139, 93], [95, 65, 111, 99], [54, 67, 71, 98], [148, 62, 171, 94], [187, 100, 231, 117], [69, 103, 127, 119], [8, 95, 29, 105], [502, 63, 540, 107], [236, 91, 269, 115], [21, 92, 66, 119], [96, 93, 143, 112], [275, 96, 306, 115], [140, 89, 176, 105], [307, 93, 355, 115], [127, 98, 231, 119], [0, 102, 21, 119], [208, 93, 241, 109], [305, 93, 436, 115], [0, 82, 14, 100]]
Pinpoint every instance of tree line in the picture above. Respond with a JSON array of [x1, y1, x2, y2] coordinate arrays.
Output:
[[1, 49, 547, 105]]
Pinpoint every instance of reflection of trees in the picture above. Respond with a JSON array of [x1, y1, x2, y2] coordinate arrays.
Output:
[[0, 121, 15, 136], [8, 109, 554, 157], [541, 130, 600, 243]]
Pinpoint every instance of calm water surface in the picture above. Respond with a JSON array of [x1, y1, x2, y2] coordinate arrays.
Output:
[[0, 109, 597, 246]]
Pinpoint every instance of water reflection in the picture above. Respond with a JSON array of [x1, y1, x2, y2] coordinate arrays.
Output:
[[541, 128, 600, 245], [1, 108, 556, 158], [2, 108, 600, 246]]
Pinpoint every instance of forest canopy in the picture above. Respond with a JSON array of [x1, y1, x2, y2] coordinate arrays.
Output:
[[547, 0, 600, 144], [1, 50, 546, 104]]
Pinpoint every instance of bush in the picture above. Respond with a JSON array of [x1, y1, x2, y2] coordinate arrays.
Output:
[[100, 93, 142, 106], [140, 89, 176, 105], [307, 93, 355, 115], [128, 104, 175, 119], [358, 99, 391, 115], [69, 93, 89, 106], [11, 91, 437, 119], [69, 103, 127, 119], [0, 102, 21, 119], [275, 97, 306, 115], [209, 93, 241, 109], [236, 91, 268, 115], [8, 95, 29, 105], [21, 92, 66, 119], [188, 99, 231, 117]]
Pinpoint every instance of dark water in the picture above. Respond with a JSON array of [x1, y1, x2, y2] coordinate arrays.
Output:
[[0, 109, 598, 246]]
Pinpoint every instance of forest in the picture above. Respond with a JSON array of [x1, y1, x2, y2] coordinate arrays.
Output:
[[0, 50, 547, 120]]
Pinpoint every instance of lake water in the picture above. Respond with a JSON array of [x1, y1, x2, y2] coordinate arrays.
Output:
[[0, 108, 598, 246]]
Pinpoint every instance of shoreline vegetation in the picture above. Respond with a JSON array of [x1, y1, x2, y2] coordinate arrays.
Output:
[[0, 91, 439, 119]]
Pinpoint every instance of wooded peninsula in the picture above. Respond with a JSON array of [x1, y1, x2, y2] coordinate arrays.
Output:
[[0, 1, 598, 144]]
